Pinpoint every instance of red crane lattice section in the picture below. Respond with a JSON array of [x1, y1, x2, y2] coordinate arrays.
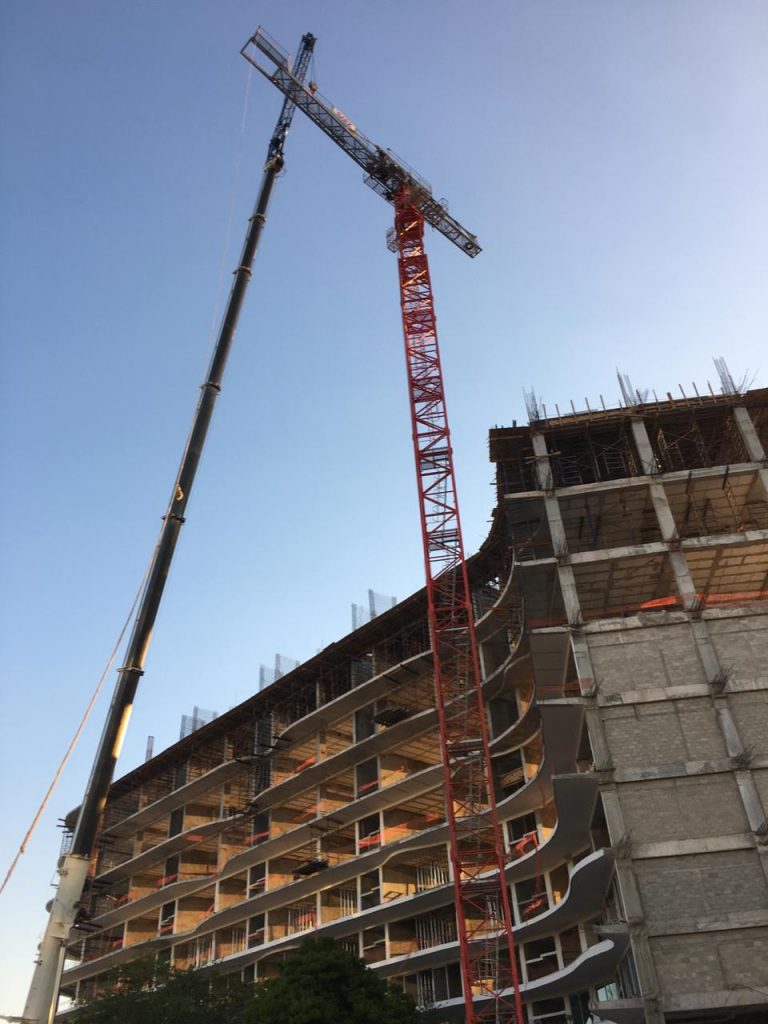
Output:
[[393, 193, 524, 1024]]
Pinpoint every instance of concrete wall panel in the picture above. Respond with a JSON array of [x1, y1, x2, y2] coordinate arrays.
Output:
[[652, 927, 768, 996], [603, 705, 685, 769], [619, 774, 749, 842], [635, 850, 767, 926], [707, 612, 768, 687], [588, 623, 705, 695], [603, 699, 728, 769], [752, 768, 768, 812], [730, 692, 768, 759]]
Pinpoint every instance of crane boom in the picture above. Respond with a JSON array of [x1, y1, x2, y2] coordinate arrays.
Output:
[[241, 29, 481, 258], [22, 32, 315, 1024], [244, 28, 523, 1024]]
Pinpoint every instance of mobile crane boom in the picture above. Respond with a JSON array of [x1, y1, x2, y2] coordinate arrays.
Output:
[[243, 28, 523, 1024], [22, 32, 315, 1024]]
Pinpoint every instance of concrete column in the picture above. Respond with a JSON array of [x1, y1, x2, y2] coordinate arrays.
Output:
[[732, 405, 768, 497], [733, 405, 766, 461], [714, 701, 768, 852], [531, 434, 596, 689], [532, 432, 554, 491], [555, 564, 582, 628], [689, 620, 723, 683], [601, 787, 665, 1024], [630, 416, 659, 476], [583, 704, 612, 769], [570, 629, 596, 694], [630, 418, 698, 608], [647, 481, 678, 540]]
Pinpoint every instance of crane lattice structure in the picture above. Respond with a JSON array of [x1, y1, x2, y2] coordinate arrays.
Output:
[[243, 29, 523, 1024]]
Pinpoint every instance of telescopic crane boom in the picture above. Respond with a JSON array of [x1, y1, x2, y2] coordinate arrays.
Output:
[[242, 28, 523, 1024], [22, 32, 315, 1024]]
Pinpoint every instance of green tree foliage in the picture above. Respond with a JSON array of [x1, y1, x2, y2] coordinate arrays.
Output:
[[248, 938, 428, 1024], [71, 956, 251, 1024], [71, 939, 430, 1024]]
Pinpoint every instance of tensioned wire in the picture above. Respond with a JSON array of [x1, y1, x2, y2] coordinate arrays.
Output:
[[0, 61, 256, 900]]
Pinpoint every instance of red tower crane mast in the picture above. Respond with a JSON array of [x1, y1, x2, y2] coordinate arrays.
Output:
[[242, 30, 524, 1024]]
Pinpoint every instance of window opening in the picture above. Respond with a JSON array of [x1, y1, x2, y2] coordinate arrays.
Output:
[[168, 806, 184, 837], [515, 876, 548, 922], [247, 913, 265, 948], [357, 813, 381, 853], [356, 757, 379, 797], [524, 937, 559, 982], [492, 748, 526, 799], [160, 853, 180, 887], [354, 704, 376, 742], [159, 901, 175, 936], [248, 862, 266, 898], [361, 925, 386, 963], [360, 869, 380, 910], [246, 810, 270, 846]]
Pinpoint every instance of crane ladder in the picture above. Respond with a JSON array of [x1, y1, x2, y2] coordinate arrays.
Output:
[[243, 28, 524, 1022], [394, 193, 523, 1024]]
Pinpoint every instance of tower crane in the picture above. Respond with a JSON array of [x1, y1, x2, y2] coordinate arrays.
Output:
[[242, 29, 524, 1024], [21, 32, 316, 1024]]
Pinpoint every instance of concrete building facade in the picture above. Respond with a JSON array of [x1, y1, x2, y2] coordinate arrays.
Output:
[[59, 386, 768, 1023]]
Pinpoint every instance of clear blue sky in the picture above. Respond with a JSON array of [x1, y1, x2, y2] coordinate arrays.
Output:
[[1, 0, 766, 1013]]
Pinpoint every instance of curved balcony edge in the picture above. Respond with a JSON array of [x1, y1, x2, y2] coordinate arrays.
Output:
[[71, 720, 592, 974], [426, 927, 630, 1017], [101, 759, 244, 841], [514, 847, 615, 942], [96, 816, 233, 886], [87, 763, 446, 931]]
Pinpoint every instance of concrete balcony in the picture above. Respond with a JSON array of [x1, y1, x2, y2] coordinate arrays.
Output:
[[97, 647, 435, 844], [494, 702, 584, 824], [100, 759, 243, 841], [589, 999, 645, 1024], [514, 847, 615, 942], [69, 701, 594, 982], [96, 816, 230, 886], [278, 649, 434, 747], [87, 868, 217, 930], [428, 925, 630, 1019], [506, 773, 600, 884], [475, 560, 522, 644]]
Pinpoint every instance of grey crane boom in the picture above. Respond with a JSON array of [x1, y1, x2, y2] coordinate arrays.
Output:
[[21, 31, 316, 1024], [240, 28, 481, 257]]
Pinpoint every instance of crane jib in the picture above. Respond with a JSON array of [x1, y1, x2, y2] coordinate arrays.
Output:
[[241, 29, 481, 257]]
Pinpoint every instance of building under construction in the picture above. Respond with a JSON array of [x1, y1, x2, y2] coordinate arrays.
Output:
[[58, 384, 768, 1024]]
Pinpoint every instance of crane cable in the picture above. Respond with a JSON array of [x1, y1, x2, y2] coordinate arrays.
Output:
[[0, 65, 259, 901], [0, 541, 157, 900], [206, 61, 253, 348]]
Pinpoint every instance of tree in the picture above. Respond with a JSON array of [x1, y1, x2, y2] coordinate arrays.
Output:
[[71, 939, 431, 1024], [247, 938, 429, 1024], [71, 956, 251, 1024]]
